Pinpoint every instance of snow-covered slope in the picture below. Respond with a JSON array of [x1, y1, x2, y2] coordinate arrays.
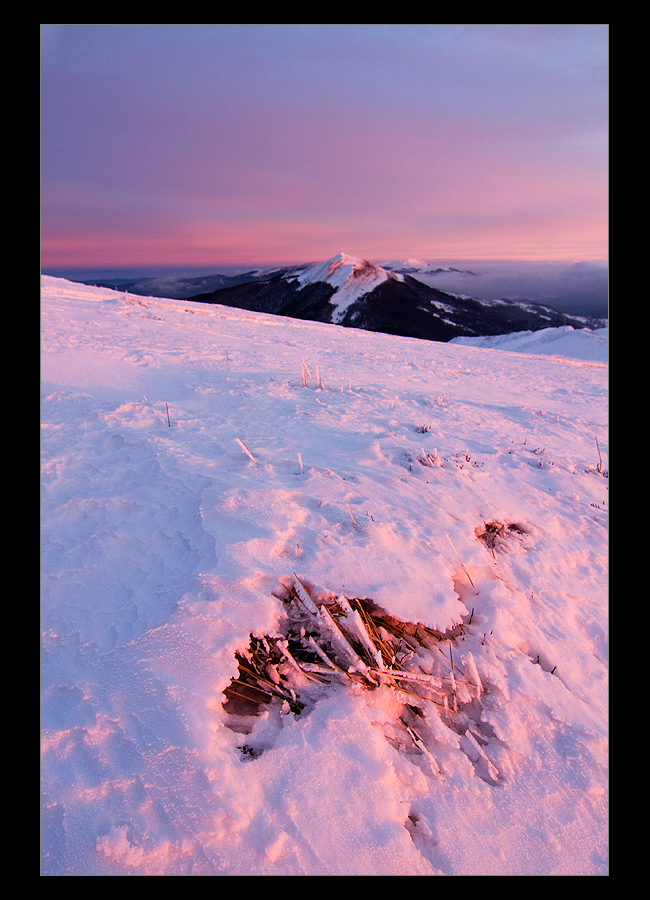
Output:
[[450, 325, 609, 364], [41, 275, 608, 875]]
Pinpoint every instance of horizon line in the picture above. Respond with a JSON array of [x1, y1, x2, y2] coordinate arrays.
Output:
[[42, 255, 609, 273]]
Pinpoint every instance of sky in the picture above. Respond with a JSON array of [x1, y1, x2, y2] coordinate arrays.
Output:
[[41, 24, 608, 271]]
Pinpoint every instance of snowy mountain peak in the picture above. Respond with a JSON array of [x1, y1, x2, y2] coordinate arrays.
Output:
[[399, 257, 430, 268], [286, 252, 403, 323], [289, 252, 388, 285]]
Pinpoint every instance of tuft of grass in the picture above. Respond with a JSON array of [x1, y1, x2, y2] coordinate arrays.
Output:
[[301, 358, 324, 389], [418, 448, 442, 467], [475, 521, 529, 557]]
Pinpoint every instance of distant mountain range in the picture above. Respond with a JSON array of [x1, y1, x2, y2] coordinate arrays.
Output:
[[84, 252, 606, 344], [81, 268, 288, 300]]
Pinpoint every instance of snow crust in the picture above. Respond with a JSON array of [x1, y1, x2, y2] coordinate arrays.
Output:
[[41, 275, 608, 875]]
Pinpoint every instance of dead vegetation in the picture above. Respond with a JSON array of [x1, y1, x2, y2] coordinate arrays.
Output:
[[475, 521, 530, 557], [221, 574, 499, 780]]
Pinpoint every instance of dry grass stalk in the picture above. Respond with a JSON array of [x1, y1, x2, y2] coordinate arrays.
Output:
[[222, 641, 305, 717], [292, 572, 319, 615], [448, 643, 458, 712], [235, 437, 258, 464], [400, 718, 442, 774], [446, 535, 476, 589]]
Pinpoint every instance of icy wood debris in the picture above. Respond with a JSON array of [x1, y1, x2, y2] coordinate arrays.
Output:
[[222, 573, 491, 773]]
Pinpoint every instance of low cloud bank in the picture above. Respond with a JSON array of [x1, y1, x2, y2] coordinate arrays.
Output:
[[398, 260, 608, 318]]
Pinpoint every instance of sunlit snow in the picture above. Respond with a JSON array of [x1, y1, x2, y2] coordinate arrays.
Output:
[[286, 252, 404, 323], [41, 275, 608, 875], [450, 325, 608, 364]]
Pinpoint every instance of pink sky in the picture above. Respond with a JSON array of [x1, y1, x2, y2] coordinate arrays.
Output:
[[41, 25, 608, 269]]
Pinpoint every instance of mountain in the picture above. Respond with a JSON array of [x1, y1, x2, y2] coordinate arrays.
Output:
[[80, 268, 289, 300], [383, 259, 479, 277], [381, 259, 609, 320], [185, 252, 605, 343]]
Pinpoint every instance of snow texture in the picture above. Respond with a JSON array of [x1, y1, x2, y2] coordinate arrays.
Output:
[[41, 274, 608, 875], [450, 326, 608, 364]]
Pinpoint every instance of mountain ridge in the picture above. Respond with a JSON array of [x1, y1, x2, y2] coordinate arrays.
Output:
[[78, 252, 606, 343], [183, 252, 605, 343]]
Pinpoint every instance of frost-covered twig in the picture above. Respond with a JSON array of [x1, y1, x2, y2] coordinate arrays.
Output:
[[301, 358, 324, 388], [465, 651, 483, 698], [448, 644, 458, 711], [292, 573, 319, 616], [596, 435, 603, 473], [235, 437, 258, 463], [400, 719, 441, 774], [307, 635, 348, 676], [317, 605, 373, 679], [419, 448, 442, 467], [383, 668, 458, 687]]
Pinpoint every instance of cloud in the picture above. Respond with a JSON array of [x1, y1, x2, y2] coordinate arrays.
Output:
[[404, 259, 608, 317]]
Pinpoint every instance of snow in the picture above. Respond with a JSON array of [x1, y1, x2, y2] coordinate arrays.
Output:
[[286, 252, 403, 323], [450, 325, 609, 364], [41, 274, 608, 875]]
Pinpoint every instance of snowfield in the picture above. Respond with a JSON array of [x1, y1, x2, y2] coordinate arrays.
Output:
[[450, 326, 608, 364], [41, 275, 608, 875]]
